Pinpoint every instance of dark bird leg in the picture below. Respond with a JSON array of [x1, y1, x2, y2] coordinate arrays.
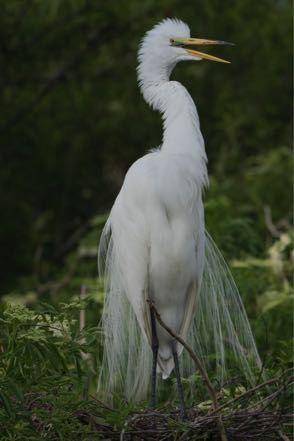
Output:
[[171, 341, 187, 421], [150, 305, 159, 408]]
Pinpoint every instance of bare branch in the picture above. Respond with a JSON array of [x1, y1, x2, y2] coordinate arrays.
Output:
[[147, 299, 228, 441], [264, 205, 282, 238]]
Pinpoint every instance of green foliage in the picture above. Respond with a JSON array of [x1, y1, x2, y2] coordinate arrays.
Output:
[[0, 300, 292, 440], [0, 301, 101, 440]]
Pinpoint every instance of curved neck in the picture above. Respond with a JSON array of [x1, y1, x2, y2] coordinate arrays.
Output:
[[138, 63, 208, 186]]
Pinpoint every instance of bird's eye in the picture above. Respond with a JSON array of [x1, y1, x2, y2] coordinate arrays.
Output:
[[170, 38, 183, 47]]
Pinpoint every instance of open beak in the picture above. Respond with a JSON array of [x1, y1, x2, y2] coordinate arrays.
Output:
[[171, 37, 234, 64]]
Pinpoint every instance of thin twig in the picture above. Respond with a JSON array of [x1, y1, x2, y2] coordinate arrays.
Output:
[[210, 370, 293, 415], [264, 205, 281, 238], [147, 299, 228, 441], [277, 430, 290, 441], [120, 412, 163, 441]]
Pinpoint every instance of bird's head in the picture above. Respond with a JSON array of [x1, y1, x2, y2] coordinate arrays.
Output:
[[138, 18, 233, 84]]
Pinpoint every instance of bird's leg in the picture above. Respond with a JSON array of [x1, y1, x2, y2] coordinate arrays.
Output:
[[150, 305, 159, 408], [171, 341, 187, 421]]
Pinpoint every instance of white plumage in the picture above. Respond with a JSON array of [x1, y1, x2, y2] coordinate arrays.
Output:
[[98, 18, 261, 403]]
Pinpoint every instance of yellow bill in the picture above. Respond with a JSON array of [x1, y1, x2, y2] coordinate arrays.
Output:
[[170, 37, 233, 64]]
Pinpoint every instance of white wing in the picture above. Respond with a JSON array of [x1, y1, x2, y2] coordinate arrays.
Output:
[[98, 217, 262, 402], [97, 150, 203, 400]]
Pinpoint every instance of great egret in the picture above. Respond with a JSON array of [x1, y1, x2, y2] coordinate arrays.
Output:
[[98, 18, 261, 413]]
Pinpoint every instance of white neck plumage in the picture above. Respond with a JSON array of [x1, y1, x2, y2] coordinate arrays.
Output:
[[137, 60, 208, 187]]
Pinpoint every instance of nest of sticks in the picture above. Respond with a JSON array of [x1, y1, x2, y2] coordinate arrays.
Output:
[[77, 302, 293, 440], [77, 369, 292, 440]]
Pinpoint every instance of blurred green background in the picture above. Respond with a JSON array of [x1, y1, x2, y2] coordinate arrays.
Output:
[[0, 0, 292, 368]]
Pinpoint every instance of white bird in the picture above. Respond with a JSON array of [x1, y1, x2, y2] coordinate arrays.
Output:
[[98, 18, 261, 413]]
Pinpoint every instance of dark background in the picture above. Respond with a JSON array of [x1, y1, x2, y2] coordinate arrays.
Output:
[[0, 0, 292, 359]]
